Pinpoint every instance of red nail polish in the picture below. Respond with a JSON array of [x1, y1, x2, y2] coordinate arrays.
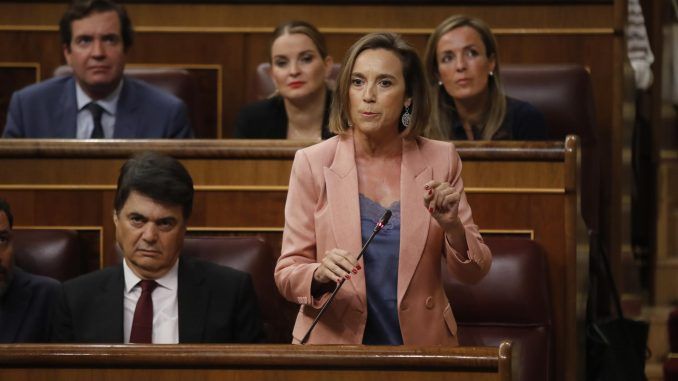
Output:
[[429, 207, 433, 213], [345, 275, 350, 280], [337, 278, 341, 283], [352, 269, 358, 274], [356, 264, 362, 270]]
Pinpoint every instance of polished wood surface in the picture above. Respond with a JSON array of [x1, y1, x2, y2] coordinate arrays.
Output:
[[0, 138, 585, 381], [0, 342, 512, 381]]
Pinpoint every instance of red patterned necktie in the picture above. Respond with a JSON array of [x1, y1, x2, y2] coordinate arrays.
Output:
[[129, 279, 158, 343]]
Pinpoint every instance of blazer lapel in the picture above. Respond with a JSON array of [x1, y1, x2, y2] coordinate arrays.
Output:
[[56, 78, 78, 138], [178, 257, 209, 343], [113, 78, 139, 138], [324, 134, 365, 306], [0, 272, 31, 342], [397, 138, 432, 302]]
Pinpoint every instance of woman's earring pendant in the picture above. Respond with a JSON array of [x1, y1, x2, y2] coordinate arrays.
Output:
[[401, 106, 412, 128]]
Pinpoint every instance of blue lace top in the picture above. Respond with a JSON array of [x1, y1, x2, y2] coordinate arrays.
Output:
[[359, 193, 403, 345]]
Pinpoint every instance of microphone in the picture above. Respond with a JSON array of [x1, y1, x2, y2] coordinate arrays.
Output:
[[300, 209, 392, 344]]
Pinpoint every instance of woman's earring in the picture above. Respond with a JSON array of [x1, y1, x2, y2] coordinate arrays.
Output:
[[438, 80, 443, 86], [401, 105, 412, 128], [489, 71, 494, 77]]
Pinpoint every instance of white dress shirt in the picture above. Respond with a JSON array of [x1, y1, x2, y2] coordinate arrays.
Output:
[[123, 258, 179, 344], [75, 80, 123, 139]]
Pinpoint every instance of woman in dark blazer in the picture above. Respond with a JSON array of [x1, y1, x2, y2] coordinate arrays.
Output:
[[235, 21, 334, 140], [423, 15, 547, 141]]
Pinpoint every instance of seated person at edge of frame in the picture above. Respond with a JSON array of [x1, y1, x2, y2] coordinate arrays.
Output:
[[274, 32, 492, 345], [0, 198, 61, 343], [234, 20, 335, 140], [2, 0, 193, 139], [423, 15, 547, 141], [50, 152, 263, 343]]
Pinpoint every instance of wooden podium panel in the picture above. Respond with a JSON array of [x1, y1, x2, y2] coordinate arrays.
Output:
[[0, 343, 512, 381], [0, 137, 586, 381]]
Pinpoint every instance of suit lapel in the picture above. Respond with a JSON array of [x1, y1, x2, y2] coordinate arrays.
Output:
[[397, 138, 432, 302], [113, 78, 139, 138], [324, 134, 365, 305], [0, 271, 31, 342], [178, 257, 209, 343], [57, 78, 78, 138]]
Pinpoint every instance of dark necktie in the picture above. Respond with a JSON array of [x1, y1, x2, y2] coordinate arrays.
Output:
[[129, 280, 158, 343], [86, 102, 105, 139]]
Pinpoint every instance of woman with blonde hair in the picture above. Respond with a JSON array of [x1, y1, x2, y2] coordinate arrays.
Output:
[[275, 32, 491, 345], [235, 20, 334, 140], [424, 15, 547, 140]]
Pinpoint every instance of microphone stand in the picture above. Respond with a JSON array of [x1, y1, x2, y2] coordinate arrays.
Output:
[[300, 210, 392, 344]]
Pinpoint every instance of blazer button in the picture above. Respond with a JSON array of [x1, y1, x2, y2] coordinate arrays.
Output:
[[425, 296, 434, 309]]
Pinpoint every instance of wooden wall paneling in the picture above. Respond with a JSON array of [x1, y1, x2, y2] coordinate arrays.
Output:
[[242, 33, 270, 102], [126, 63, 222, 139], [188, 67, 221, 138], [0, 159, 124, 184], [127, 33, 241, 138], [0, 190, 107, 227], [0, 30, 63, 78], [0, 30, 64, 137], [185, 160, 293, 185], [198, 191, 286, 227], [0, 63, 40, 137], [121, 4, 613, 30]]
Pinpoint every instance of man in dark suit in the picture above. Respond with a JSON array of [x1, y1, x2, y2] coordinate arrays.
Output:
[[2, 0, 192, 139], [50, 152, 263, 343], [0, 198, 60, 343]]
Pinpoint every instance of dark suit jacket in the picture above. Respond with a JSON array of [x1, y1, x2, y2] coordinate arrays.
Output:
[[234, 89, 333, 139], [0, 267, 60, 343], [50, 256, 263, 343], [450, 97, 548, 140], [3, 75, 193, 139]]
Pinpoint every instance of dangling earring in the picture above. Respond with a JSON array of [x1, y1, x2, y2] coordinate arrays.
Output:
[[401, 105, 412, 128]]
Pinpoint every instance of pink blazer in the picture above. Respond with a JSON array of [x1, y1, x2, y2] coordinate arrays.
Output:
[[274, 133, 491, 345]]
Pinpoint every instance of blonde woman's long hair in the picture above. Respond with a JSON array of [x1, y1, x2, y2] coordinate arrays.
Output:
[[423, 15, 506, 140]]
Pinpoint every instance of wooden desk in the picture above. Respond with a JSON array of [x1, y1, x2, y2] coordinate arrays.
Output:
[[0, 137, 586, 381], [0, 343, 512, 381]]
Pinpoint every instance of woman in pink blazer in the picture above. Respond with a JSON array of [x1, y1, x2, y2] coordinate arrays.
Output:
[[274, 32, 492, 345]]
